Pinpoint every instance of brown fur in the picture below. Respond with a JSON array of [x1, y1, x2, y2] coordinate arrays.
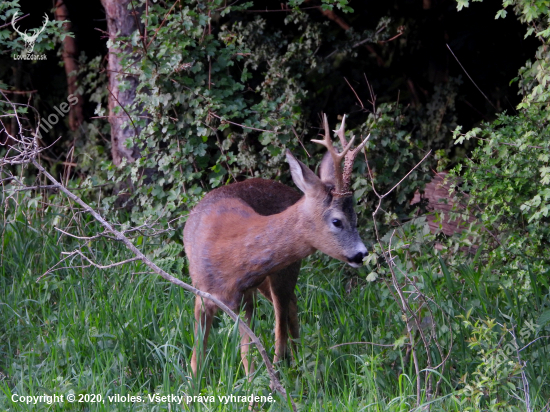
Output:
[[184, 152, 367, 377]]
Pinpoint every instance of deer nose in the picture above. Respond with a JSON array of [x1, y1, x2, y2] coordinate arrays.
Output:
[[348, 251, 366, 265]]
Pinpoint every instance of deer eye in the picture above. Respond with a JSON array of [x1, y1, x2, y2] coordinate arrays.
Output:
[[332, 219, 343, 228]]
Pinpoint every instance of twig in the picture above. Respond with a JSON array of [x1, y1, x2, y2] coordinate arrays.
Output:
[[0, 13, 29, 29], [208, 111, 279, 133], [245, 6, 319, 13], [446, 43, 497, 111], [344, 77, 365, 110], [106, 87, 140, 138], [360, 112, 441, 405], [146, 0, 181, 48], [387, 230, 423, 406], [63, 249, 141, 269], [330, 341, 405, 349], [378, 30, 404, 44], [364, 74, 377, 114], [291, 125, 310, 157], [370, 150, 432, 216], [130, 0, 148, 53], [54, 226, 118, 241], [519, 335, 550, 352], [0, 89, 37, 95]]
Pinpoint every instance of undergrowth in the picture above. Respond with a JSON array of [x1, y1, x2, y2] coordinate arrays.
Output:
[[0, 209, 549, 411]]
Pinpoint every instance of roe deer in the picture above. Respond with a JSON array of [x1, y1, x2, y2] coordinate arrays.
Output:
[[184, 114, 369, 377]]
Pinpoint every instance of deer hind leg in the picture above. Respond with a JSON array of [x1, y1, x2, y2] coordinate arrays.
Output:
[[191, 296, 218, 376], [286, 262, 301, 356], [287, 290, 300, 353], [239, 291, 256, 377], [259, 261, 301, 364]]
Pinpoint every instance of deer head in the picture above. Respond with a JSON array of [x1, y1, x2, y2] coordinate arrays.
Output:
[[285, 113, 370, 267], [11, 12, 49, 55]]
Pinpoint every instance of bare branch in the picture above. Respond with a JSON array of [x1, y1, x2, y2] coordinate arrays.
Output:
[[330, 341, 406, 349], [446, 44, 496, 111], [1, 97, 296, 410], [61, 249, 142, 269], [54, 226, 118, 241], [30, 160, 294, 408]]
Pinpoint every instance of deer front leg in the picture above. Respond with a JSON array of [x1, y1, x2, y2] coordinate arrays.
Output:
[[257, 274, 290, 363], [270, 262, 300, 363], [191, 297, 217, 377]]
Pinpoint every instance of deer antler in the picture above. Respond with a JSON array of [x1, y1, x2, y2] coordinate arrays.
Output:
[[312, 113, 370, 196], [336, 115, 370, 195]]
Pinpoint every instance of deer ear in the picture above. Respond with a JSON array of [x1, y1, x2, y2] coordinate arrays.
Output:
[[318, 151, 337, 185], [286, 149, 323, 195]]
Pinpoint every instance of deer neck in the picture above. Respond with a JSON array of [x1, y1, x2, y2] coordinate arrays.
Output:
[[218, 197, 315, 284], [253, 198, 316, 266], [200, 197, 316, 287]]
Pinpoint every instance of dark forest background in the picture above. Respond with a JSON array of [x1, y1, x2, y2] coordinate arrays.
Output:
[[1, 1, 550, 410]]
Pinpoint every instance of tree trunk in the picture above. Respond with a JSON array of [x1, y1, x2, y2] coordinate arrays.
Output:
[[55, 0, 84, 131], [101, 0, 143, 165]]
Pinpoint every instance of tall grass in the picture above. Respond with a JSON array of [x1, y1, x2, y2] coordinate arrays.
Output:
[[1, 211, 548, 411]]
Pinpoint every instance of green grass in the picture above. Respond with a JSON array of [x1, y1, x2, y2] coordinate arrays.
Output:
[[1, 211, 549, 411]]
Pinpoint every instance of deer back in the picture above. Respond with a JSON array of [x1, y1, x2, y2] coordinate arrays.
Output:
[[184, 179, 303, 301]]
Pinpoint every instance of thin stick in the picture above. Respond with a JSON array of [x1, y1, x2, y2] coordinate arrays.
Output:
[[208, 111, 278, 133], [446, 44, 497, 111], [0, 89, 37, 95], [0, 13, 29, 29], [106, 87, 140, 138], [63, 249, 141, 269], [130, 0, 148, 53], [146, 0, 181, 48], [344, 77, 365, 110], [291, 125, 310, 157], [54, 226, 117, 241], [330, 341, 405, 349], [30, 159, 296, 411], [381, 150, 432, 198]]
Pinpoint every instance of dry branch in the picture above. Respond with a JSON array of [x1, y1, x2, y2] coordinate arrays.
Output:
[[29, 161, 294, 408], [356, 99, 448, 403], [0, 97, 297, 411]]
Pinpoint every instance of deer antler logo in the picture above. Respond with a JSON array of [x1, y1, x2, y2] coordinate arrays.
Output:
[[11, 12, 49, 55]]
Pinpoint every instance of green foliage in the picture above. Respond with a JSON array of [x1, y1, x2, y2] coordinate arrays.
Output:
[[442, 2, 550, 407], [101, 0, 304, 223], [288, 0, 353, 13], [455, 314, 524, 411], [2, 210, 549, 410], [447, 0, 550, 339], [455, 0, 484, 12], [369, 215, 550, 409], [4, 0, 550, 408], [452, 110, 550, 274], [447, 107, 550, 407], [92, 0, 437, 240], [70, 54, 110, 177]]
